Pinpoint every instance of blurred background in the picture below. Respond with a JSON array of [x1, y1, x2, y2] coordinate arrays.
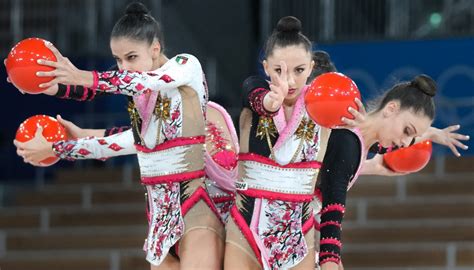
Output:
[[0, 0, 472, 269]]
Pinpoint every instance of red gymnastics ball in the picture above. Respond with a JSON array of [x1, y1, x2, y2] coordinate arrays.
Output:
[[5, 38, 56, 94], [305, 72, 361, 128], [383, 140, 433, 173], [16, 115, 67, 166]]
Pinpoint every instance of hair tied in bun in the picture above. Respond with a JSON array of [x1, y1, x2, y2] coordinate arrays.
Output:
[[126, 2, 149, 16], [276, 16, 302, 35]]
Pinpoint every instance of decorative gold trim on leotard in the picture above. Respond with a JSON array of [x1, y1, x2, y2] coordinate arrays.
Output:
[[256, 116, 278, 160], [295, 117, 316, 142], [288, 117, 316, 163], [153, 94, 171, 144], [256, 116, 317, 163], [127, 101, 145, 145]]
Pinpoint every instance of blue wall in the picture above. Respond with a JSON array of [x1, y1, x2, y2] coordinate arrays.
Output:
[[318, 38, 474, 155]]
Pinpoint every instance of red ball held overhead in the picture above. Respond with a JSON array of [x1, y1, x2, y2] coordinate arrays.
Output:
[[383, 140, 433, 173], [5, 38, 56, 94], [15, 115, 67, 166], [304, 72, 361, 128]]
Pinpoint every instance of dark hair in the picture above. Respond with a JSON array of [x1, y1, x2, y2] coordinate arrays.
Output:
[[310, 50, 337, 80], [264, 16, 312, 58], [111, 2, 164, 50], [375, 74, 436, 119]]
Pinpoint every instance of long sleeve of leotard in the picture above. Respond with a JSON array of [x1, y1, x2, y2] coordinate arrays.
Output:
[[368, 138, 416, 154], [90, 54, 204, 97], [318, 129, 361, 266], [242, 75, 278, 117], [52, 129, 136, 161], [55, 65, 118, 101]]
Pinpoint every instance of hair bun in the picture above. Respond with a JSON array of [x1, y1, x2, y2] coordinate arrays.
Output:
[[313, 51, 331, 65], [276, 16, 302, 34], [312, 50, 337, 74], [411, 74, 437, 97], [125, 2, 149, 16]]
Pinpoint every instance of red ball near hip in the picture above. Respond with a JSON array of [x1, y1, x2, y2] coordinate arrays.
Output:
[[15, 115, 67, 166], [383, 140, 433, 173], [305, 72, 361, 128], [5, 38, 56, 94]]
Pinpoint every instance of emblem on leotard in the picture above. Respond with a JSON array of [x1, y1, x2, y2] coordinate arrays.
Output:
[[176, 56, 188, 65]]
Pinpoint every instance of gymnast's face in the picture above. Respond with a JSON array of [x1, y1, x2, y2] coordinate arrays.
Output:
[[263, 44, 314, 105], [110, 37, 160, 72], [377, 101, 432, 148]]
